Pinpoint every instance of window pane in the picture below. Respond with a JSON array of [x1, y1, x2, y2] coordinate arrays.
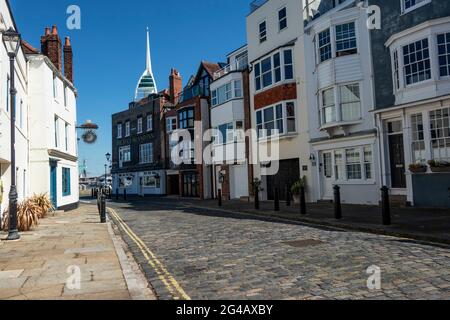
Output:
[[336, 22, 357, 56], [346, 148, 362, 180], [319, 29, 332, 62], [403, 38, 431, 85], [437, 33, 450, 77], [340, 84, 361, 121]]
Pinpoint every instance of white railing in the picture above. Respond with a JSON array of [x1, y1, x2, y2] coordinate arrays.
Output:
[[213, 54, 249, 80]]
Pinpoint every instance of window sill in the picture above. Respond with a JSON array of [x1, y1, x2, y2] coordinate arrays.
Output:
[[320, 119, 363, 131], [334, 180, 376, 186], [255, 79, 296, 95], [400, 0, 432, 15], [258, 132, 298, 142]]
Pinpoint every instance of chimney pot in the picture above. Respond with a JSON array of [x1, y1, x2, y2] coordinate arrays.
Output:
[[45, 27, 50, 35], [52, 25, 58, 35]]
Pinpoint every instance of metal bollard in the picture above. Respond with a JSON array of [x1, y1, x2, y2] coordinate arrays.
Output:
[[274, 188, 280, 212], [218, 189, 222, 207], [91, 188, 95, 198], [334, 185, 342, 220], [255, 189, 260, 210], [300, 186, 307, 215], [381, 186, 391, 226], [116, 188, 119, 201], [286, 185, 291, 207], [124, 189, 127, 201], [100, 193, 107, 223]]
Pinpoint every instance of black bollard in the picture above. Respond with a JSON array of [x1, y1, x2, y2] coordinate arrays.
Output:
[[91, 188, 95, 198], [100, 193, 107, 223], [218, 189, 222, 207], [124, 189, 127, 201], [116, 188, 119, 201], [286, 185, 291, 207], [255, 189, 260, 210], [334, 185, 342, 220], [274, 188, 280, 212], [381, 186, 391, 226], [300, 186, 307, 215]]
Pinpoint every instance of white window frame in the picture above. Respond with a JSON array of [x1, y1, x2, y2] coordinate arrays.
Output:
[[319, 82, 362, 126], [401, 0, 431, 15], [139, 143, 153, 164], [137, 117, 143, 134], [316, 21, 358, 64], [278, 7, 287, 32], [117, 123, 123, 139], [255, 100, 297, 139], [254, 48, 295, 92], [119, 146, 131, 167], [147, 115, 153, 132], [125, 121, 131, 137], [325, 146, 375, 183], [166, 117, 177, 133], [259, 20, 267, 43]]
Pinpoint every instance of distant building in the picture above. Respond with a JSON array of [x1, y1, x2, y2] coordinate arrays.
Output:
[[135, 29, 158, 101]]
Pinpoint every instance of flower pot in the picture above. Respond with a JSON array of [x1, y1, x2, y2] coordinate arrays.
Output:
[[430, 167, 450, 173], [293, 195, 300, 205], [410, 167, 427, 173]]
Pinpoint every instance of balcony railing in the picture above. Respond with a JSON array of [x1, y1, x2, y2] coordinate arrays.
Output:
[[250, 0, 269, 13], [178, 84, 210, 103], [213, 54, 249, 80]]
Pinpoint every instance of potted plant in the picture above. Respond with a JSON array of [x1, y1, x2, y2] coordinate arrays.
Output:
[[428, 160, 450, 173], [291, 176, 307, 204], [409, 163, 427, 174], [249, 178, 264, 202]]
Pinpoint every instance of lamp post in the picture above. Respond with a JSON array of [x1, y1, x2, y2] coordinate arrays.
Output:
[[105, 153, 111, 187], [3, 28, 21, 241]]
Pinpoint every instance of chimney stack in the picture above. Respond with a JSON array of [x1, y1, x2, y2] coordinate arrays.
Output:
[[41, 25, 62, 72], [64, 37, 73, 83], [169, 69, 182, 104]]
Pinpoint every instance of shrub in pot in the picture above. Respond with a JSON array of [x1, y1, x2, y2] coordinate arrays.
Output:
[[291, 176, 307, 204], [428, 160, 450, 173], [2, 199, 40, 232], [249, 179, 264, 202], [409, 163, 427, 174]]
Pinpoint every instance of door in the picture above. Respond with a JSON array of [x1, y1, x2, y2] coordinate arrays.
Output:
[[321, 152, 334, 200], [266, 159, 300, 200], [50, 164, 57, 208], [387, 120, 406, 189], [139, 177, 144, 197], [231, 165, 249, 199], [183, 172, 199, 197]]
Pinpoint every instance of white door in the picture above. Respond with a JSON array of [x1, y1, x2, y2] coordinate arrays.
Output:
[[321, 152, 334, 200], [231, 165, 249, 199]]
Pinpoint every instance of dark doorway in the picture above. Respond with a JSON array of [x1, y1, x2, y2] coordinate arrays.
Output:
[[389, 133, 406, 189], [183, 172, 199, 198], [167, 175, 180, 195], [266, 159, 300, 200]]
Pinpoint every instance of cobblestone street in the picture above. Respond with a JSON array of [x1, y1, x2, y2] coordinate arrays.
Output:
[[109, 199, 450, 300]]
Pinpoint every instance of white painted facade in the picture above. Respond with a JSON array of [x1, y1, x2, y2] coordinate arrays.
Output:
[[0, 0, 30, 220], [27, 54, 79, 209], [302, 2, 382, 205], [210, 46, 250, 199], [247, 0, 312, 201]]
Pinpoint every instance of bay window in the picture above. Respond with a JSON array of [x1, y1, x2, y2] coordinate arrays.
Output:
[[321, 88, 336, 124], [211, 80, 243, 107], [403, 38, 431, 85], [319, 29, 332, 63], [437, 33, 450, 77], [256, 101, 297, 138], [213, 121, 245, 145], [254, 48, 295, 92], [336, 22, 357, 57], [320, 83, 361, 126], [234, 80, 243, 98]]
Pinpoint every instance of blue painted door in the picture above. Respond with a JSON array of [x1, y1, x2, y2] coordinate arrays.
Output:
[[50, 164, 57, 208]]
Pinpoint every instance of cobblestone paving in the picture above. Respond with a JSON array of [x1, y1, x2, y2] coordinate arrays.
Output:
[[111, 200, 450, 300]]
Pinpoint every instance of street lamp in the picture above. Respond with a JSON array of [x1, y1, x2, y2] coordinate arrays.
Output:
[[105, 153, 111, 187], [3, 27, 21, 241]]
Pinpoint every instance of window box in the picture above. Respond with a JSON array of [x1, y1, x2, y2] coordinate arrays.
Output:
[[428, 160, 450, 173], [408, 164, 427, 174]]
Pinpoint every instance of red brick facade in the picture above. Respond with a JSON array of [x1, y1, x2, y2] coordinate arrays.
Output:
[[254, 82, 297, 110], [169, 69, 182, 104], [63, 37, 73, 83], [41, 26, 62, 72]]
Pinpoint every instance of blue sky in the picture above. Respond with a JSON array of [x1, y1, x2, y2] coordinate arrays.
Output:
[[10, 0, 249, 176]]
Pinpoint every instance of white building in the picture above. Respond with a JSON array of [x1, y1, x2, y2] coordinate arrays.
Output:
[[210, 45, 251, 200], [302, 0, 381, 205], [247, 0, 312, 201], [27, 33, 79, 210], [0, 0, 30, 221]]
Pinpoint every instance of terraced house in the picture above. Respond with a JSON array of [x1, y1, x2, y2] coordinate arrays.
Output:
[[370, 0, 450, 207]]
